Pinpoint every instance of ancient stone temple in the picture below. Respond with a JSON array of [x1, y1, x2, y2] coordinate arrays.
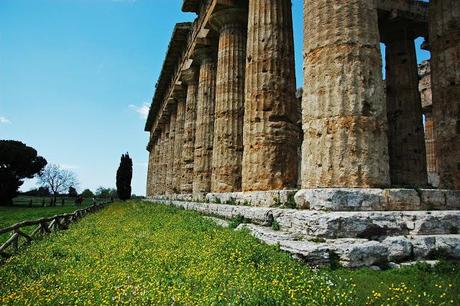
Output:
[[144, 1, 460, 267]]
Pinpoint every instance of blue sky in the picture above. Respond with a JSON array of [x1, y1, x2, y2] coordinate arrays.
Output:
[[0, 0, 430, 196]]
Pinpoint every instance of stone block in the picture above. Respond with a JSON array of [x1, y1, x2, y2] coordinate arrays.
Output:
[[420, 189, 446, 210], [383, 189, 421, 210], [382, 236, 413, 261], [294, 188, 384, 211], [446, 190, 460, 209], [207, 190, 297, 208]]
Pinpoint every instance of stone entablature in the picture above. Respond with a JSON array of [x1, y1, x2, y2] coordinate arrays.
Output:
[[145, 0, 459, 202]]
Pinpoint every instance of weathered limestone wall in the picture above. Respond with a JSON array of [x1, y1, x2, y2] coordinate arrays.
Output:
[[302, 0, 390, 188], [174, 100, 186, 192], [386, 37, 427, 186], [193, 56, 217, 194], [211, 8, 247, 193], [243, 0, 299, 192], [181, 70, 198, 194], [429, 0, 460, 190]]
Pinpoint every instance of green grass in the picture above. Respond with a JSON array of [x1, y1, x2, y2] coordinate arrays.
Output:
[[0, 196, 92, 243], [0, 201, 458, 305]]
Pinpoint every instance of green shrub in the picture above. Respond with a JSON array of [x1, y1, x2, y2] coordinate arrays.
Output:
[[229, 214, 246, 229], [271, 220, 280, 231]]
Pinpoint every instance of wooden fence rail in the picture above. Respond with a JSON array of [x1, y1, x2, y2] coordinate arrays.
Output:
[[0, 202, 108, 260]]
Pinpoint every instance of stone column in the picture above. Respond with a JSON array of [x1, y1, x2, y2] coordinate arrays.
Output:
[[181, 69, 199, 194], [210, 8, 247, 193], [166, 110, 177, 194], [152, 137, 161, 196], [302, 0, 390, 188], [429, 0, 460, 189], [161, 122, 170, 195], [174, 100, 186, 193], [156, 126, 164, 195], [193, 50, 217, 194], [385, 36, 428, 186], [243, 0, 299, 191], [424, 112, 438, 175], [146, 147, 154, 197]]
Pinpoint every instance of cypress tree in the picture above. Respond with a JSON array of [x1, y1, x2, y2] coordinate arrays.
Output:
[[116, 153, 132, 200]]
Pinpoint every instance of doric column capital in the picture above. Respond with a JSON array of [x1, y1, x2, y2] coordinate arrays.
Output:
[[181, 67, 199, 85], [209, 8, 248, 32], [191, 46, 217, 65]]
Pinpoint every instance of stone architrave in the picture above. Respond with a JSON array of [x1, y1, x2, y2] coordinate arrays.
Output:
[[210, 8, 247, 193], [302, 0, 390, 188], [429, 0, 460, 189], [193, 49, 217, 194], [243, 0, 300, 192], [166, 110, 177, 194], [174, 100, 186, 193], [386, 36, 428, 186], [181, 68, 199, 194]]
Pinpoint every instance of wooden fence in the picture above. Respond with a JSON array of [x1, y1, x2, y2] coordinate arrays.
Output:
[[0, 202, 108, 260]]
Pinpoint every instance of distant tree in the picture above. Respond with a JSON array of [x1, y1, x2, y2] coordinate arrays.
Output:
[[81, 189, 94, 198], [95, 187, 117, 199], [116, 153, 132, 200], [68, 186, 78, 197], [0, 140, 47, 205], [38, 164, 78, 206], [25, 186, 50, 197]]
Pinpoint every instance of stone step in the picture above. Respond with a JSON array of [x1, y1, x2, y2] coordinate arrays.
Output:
[[152, 188, 460, 211], [150, 199, 460, 239], [236, 223, 460, 268]]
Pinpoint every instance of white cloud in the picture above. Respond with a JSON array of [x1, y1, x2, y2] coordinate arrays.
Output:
[[0, 116, 11, 124], [129, 103, 150, 119]]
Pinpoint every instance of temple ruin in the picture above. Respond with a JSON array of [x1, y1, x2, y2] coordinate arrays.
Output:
[[144, 1, 460, 267]]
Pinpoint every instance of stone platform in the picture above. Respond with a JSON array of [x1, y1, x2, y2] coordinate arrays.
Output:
[[146, 194, 460, 267], [153, 188, 460, 211]]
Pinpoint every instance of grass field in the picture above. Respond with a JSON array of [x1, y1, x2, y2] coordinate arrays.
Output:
[[0, 201, 458, 305], [0, 196, 93, 244]]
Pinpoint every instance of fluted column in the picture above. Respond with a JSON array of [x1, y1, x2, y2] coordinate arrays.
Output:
[[302, 0, 390, 188], [243, 0, 299, 191], [210, 8, 247, 193], [181, 69, 199, 194], [146, 147, 154, 196], [386, 36, 427, 186], [162, 122, 170, 195], [193, 51, 217, 194], [424, 112, 438, 175], [166, 110, 177, 194], [152, 137, 161, 196], [174, 100, 186, 193], [159, 125, 168, 195], [429, 0, 460, 189]]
